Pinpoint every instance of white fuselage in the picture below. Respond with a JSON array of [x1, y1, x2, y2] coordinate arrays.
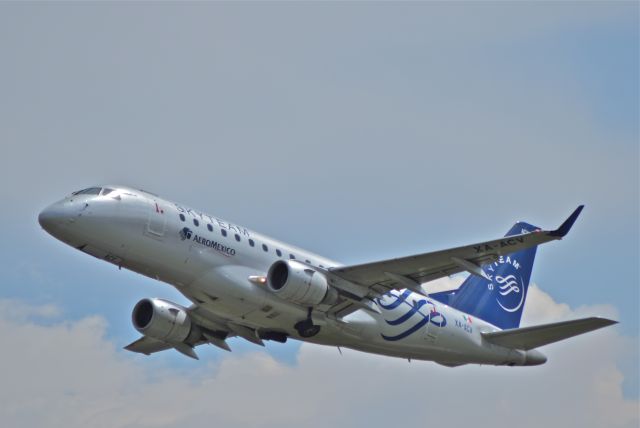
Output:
[[39, 186, 541, 366]]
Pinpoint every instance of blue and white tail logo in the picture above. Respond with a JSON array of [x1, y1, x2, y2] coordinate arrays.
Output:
[[431, 222, 539, 330], [486, 256, 526, 313], [495, 274, 524, 312]]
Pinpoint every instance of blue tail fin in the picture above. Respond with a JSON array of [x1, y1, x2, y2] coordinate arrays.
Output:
[[432, 222, 540, 330]]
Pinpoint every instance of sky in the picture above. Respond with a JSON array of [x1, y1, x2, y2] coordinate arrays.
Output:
[[0, 2, 637, 427]]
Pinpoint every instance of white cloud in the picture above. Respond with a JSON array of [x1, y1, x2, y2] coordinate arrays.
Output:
[[0, 298, 61, 321], [0, 287, 636, 428], [420, 275, 465, 293]]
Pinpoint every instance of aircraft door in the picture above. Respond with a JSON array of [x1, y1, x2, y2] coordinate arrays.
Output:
[[424, 321, 439, 343], [146, 199, 167, 237], [423, 300, 445, 344]]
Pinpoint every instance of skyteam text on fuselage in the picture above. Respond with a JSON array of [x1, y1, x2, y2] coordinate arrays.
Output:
[[38, 186, 616, 367]]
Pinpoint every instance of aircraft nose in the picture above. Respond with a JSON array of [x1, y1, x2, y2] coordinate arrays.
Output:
[[38, 202, 66, 233]]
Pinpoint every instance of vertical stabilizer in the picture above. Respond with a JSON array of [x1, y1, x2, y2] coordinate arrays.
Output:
[[432, 222, 540, 329]]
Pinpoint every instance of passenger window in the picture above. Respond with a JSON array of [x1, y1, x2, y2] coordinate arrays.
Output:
[[289, 254, 296, 259], [179, 214, 186, 222], [207, 224, 213, 232], [193, 219, 199, 227], [276, 249, 282, 257], [249, 239, 255, 247], [235, 234, 241, 242], [262, 244, 268, 252], [221, 229, 227, 237], [101, 188, 114, 196]]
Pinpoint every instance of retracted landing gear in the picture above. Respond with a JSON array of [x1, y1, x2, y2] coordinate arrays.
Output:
[[294, 307, 321, 338]]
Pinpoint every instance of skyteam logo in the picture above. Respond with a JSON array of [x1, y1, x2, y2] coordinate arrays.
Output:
[[179, 227, 193, 241], [485, 256, 525, 313], [376, 290, 447, 342]]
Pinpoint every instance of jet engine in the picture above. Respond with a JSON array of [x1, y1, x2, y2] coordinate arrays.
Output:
[[131, 298, 198, 343], [267, 260, 335, 306]]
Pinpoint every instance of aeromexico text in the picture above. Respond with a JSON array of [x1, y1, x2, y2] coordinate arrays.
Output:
[[174, 203, 250, 237], [192, 234, 236, 257]]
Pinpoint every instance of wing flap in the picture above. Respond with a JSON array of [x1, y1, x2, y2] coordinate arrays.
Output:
[[481, 317, 617, 350]]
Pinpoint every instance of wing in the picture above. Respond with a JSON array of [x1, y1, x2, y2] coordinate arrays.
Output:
[[327, 206, 583, 317]]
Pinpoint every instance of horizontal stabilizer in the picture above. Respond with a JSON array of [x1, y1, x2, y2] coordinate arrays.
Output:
[[482, 317, 617, 350]]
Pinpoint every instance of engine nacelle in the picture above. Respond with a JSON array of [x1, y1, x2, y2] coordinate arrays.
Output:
[[131, 298, 194, 343], [267, 260, 332, 306]]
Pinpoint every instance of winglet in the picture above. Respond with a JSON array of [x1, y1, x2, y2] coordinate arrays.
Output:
[[549, 205, 584, 238]]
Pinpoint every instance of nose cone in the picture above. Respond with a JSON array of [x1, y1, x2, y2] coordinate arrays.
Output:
[[524, 349, 547, 366], [38, 202, 66, 234]]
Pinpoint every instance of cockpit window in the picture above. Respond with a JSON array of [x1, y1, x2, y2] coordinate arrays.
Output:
[[101, 188, 114, 196], [72, 187, 102, 196]]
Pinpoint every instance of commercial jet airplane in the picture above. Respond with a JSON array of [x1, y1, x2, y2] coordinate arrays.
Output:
[[39, 185, 616, 367]]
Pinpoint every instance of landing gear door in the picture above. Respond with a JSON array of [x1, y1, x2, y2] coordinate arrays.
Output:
[[146, 199, 167, 238]]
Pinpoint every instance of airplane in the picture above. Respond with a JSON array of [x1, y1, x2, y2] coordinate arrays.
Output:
[[38, 185, 617, 367]]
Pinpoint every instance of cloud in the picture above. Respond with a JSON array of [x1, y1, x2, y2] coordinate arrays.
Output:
[[0, 287, 636, 428], [420, 275, 465, 294], [0, 298, 61, 321]]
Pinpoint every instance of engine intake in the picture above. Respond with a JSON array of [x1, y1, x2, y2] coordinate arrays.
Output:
[[132, 298, 195, 344], [267, 260, 331, 306]]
